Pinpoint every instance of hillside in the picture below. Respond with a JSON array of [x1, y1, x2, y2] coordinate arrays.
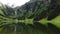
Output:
[[0, 0, 60, 34]]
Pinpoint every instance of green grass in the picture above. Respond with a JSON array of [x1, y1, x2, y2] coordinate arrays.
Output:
[[49, 15, 60, 28], [0, 15, 60, 27]]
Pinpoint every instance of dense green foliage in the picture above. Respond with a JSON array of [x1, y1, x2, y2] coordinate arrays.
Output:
[[0, 0, 60, 34]]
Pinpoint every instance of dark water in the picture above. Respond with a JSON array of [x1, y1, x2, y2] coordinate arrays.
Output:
[[0, 22, 60, 34]]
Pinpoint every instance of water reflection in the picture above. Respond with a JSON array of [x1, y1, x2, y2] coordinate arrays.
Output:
[[0, 22, 60, 34], [47, 23, 60, 34]]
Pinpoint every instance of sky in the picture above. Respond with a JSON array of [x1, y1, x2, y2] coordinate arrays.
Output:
[[0, 0, 30, 7]]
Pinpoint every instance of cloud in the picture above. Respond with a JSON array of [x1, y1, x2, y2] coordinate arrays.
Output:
[[0, 0, 30, 7]]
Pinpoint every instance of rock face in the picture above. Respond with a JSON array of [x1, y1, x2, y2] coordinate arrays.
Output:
[[0, 0, 60, 20], [16, 0, 50, 18]]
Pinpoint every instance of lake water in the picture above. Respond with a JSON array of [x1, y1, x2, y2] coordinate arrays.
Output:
[[0, 22, 60, 34]]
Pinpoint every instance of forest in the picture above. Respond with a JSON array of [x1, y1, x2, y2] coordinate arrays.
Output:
[[0, 0, 60, 34]]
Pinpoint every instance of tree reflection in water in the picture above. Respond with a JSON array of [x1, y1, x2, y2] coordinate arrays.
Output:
[[0, 22, 60, 34]]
